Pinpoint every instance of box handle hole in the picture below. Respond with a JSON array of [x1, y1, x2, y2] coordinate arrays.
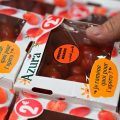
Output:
[[32, 87, 53, 95]]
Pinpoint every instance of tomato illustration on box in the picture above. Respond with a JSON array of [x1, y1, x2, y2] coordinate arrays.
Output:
[[15, 15, 120, 112], [0, 5, 44, 89], [0, 86, 15, 120], [9, 91, 120, 120], [0, 0, 56, 16]]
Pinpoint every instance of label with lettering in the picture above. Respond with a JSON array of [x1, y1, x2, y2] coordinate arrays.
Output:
[[41, 15, 64, 31], [89, 58, 118, 97], [15, 98, 43, 118], [54, 44, 79, 64], [0, 41, 20, 73]]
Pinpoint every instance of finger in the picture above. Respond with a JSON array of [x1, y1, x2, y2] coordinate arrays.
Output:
[[86, 13, 120, 45]]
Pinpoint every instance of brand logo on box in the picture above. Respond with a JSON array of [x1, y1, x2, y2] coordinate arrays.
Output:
[[15, 98, 43, 118], [21, 53, 41, 82]]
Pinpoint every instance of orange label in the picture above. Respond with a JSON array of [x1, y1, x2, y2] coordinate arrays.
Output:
[[89, 58, 118, 97], [54, 44, 79, 64], [0, 41, 20, 73]]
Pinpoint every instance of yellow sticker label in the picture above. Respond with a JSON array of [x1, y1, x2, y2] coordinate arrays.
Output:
[[89, 58, 118, 97], [0, 41, 20, 73]]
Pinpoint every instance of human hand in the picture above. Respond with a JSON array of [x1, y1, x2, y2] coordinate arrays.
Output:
[[86, 13, 120, 45]]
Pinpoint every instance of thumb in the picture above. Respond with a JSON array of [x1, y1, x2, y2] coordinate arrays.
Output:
[[86, 13, 120, 45]]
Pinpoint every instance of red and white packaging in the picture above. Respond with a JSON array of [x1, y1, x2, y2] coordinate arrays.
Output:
[[54, 2, 92, 21], [9, 91, 120, 120], [73, 0, 120, 17], [0, 5, 44, 89], [0, 86, 15, 120], [15, 15, 120, 112], [36, 0, 71, 7]]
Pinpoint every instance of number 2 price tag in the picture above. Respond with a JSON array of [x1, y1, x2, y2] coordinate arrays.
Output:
[[41, 15, 64, 31], [15, 98, 43, 119]]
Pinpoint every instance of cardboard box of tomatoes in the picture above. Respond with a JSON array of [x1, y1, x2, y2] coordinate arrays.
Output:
[[14, 14, 120, 112], [0, 5, 44, 88], [0, 86, 15, 120], [54, 2, 108, 21], [36, 0, 70, 7], [54, 0, 120, 22], [9, 91, 120, 120], [0, 0, 56, 16]]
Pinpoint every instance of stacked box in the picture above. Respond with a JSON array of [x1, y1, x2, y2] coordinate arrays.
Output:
[[0, 87, 15, 120], [0, 5, 43, 88], [9, 91, 120, 120], [15, 15, 120, 112]]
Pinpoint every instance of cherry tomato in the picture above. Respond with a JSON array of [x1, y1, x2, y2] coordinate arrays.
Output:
[[43, 45, 54, 64], [40, 65, 62, 79], [52, 59, 69, 78], [80, 45, 101, 73], [70, 65, 84, 75], [0, 24, 15, 41], [67, 74, 86, 83]]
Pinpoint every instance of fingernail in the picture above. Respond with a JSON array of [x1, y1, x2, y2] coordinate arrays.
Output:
[[87, 26, 102, 35]]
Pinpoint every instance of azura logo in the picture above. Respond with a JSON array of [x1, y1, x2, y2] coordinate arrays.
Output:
[[21, 53, 41, 81]]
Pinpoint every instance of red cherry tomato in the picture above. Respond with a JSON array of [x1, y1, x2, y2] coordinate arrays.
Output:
[[98, 110, 116, 120], [43, 45, 54, 64], [81, 56, 95, 74], [48, 71, 61, 78], [67, 74, 86, 83], [41, 65, 62, 79], [69, 107, 91, 117], [80, 45, 101, 73], [0, 24, 15, 41], [52, 59, 69, 78], [70, 65, 84, 75]]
